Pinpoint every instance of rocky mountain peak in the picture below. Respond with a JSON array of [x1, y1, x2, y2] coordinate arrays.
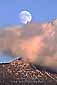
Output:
[[51, 18, 57, 27]]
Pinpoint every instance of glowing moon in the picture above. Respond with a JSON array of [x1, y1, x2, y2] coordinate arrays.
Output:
[[19, 10, 32, 24]]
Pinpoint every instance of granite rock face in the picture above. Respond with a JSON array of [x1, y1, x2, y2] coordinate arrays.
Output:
[[0, 59, 57, 83], [0, 20, 57, 72], [51, 18, 57, 27]]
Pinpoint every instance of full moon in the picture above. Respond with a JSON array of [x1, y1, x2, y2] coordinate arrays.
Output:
[[19, 10, 32, 24]]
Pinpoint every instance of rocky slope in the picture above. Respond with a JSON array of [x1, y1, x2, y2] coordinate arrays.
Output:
[[0, 59, 57, 84]]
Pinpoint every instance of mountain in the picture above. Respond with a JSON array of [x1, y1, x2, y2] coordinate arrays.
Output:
[[0, 19, 57, 72]]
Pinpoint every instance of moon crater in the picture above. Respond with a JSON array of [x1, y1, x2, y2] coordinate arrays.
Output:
[[19, 10, 32, 24]]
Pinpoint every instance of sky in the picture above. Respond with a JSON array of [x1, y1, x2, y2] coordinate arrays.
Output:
[[0, 0, 57, 27], [0, 0, 57, 63]]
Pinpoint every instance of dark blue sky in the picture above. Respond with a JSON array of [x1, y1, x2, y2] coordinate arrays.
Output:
[[0, 0, 57, 27]]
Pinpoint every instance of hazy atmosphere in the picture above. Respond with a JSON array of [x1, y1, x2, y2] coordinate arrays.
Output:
[[0, 0, 57, 66]]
